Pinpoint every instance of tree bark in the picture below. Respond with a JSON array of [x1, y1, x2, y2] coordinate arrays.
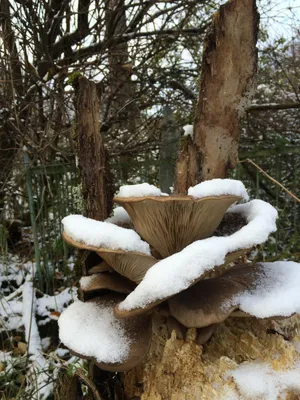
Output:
[[75, 76, 113, 221], [175, 0, 259, 193]]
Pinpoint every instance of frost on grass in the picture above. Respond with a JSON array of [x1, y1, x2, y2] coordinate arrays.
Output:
[[58, 300, 131, 364], [119, 200, 277, 311], [229, 362, 300, 399], [188, 179, 249, 201], [62, 215, 151, 254], [116, 182, 168, 198], [105, 206, 131, 225], [230, 261, 300, 318]]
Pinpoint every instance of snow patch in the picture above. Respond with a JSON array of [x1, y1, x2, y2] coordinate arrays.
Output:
[[62, 215, 151, 254], [183, 124, 193, 138], [58, 300, 131, 364], [119, 200, 277, 311], [188, 179, 249, 201], [116, 183, 168, 198], [231, 261, 300, 318], [105, 206, 131, 225], [229, 362, 300, 399]]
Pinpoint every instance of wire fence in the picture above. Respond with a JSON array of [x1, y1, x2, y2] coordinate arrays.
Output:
[[1, 146, 297, 293]]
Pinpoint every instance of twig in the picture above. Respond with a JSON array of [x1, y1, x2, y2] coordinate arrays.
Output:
[[74, 368, 103, 400], [238, 158, 300, 203]]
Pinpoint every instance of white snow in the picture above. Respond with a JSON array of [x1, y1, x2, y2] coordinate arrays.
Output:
[[229, 362, 300, 399], [36, 287, 77, 317], [62, 215, 151, 254], [58, 299, 131, 364], [105, 206, 131, 225], [188, 179, 249, 201], [80, 275, 98, 289], [116, 183, 168, 198], [119, 200, 277, 311], [231, 261, 300, 318], [183, 124, 193, 138]]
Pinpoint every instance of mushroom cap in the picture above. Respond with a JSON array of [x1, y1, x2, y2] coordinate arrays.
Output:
[[114, 248, 247, 319], [88, 260, 113, 275], [63, 231, 157, 283], [114, 195, 242, 258], [58, 293, 152, 372], [168, 262, 296, 328], [79, 272, 136, 301]]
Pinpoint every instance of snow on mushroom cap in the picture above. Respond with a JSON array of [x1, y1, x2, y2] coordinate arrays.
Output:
[[231, 261, 300, 318], [62, 215, 151, 255], [116, 183, 168, 198], [58, 300, 131, 364], [188, 179, 249, 201], [105, 207, 131, 225], [118, 199, 277, 312]]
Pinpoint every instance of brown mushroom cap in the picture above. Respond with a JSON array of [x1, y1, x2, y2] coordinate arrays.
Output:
[[79, 272, 136, 301], [59, 293, 152, 372], [88, 260, 113, 275], [63, 231, 157, 283], [114, 195, 242, 258], [114, 248, 248, 319], [167, 263, 273, 328]]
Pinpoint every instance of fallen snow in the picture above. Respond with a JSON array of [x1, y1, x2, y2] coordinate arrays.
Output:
[[229, 362, 300, 399], [80, 275, 98, 290], [231, 261, 300, 318], [62, 215, 150, 254], [36, 287, 77, 317], [188, 179, 249, 201], [116, 183, 168, 198], [183, 124, 193, 138], [58, 299, 131, 364], [105, 206, 131, 225], [119, 200, 277, 311]]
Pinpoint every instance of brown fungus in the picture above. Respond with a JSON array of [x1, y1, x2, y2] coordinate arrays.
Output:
[[62, 231, 157, 283], [59, 294, 152, 372], [114, 195, 242, 258]]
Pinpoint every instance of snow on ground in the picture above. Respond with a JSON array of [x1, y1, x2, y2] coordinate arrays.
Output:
[[62, 215, 151, 254], [188, 179, 249, 201], [0, 254, 79, 399], [119, 200, 278, 311], [228, 362, 300, 399], [105, 206, 131, 225], [116, 182, 168, 198], [58, 299, 131, 364], [230, 261, 300, 318]]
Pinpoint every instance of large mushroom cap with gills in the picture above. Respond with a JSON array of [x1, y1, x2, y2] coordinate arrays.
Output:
[[79, 272, 136, 301], [168, 261, 300, 328], [113, 200, 278, 319], [114, 248, 247, 319], [114, 195, 242, 258], [58, 293, 152, 372], [62, 231, 157, 284]]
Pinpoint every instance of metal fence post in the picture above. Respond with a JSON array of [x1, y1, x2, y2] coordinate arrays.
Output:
[[24, 149, 43, 290]]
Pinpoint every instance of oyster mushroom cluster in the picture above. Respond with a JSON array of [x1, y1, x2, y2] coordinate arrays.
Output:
[[58, 179, 300, 372]]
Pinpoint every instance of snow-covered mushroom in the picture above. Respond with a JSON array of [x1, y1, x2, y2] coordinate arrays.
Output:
[[168, 262, 300, 328], [114, 196, 278, 319], [58, 293, 152, 372], [114, 192, 244, 258], [62, 219, 157, 283], [60, 179, 290, 369]]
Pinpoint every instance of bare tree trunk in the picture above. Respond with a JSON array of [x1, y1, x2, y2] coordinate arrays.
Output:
[[75, 76, 113, 221], [174, 0, 259, 194]]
